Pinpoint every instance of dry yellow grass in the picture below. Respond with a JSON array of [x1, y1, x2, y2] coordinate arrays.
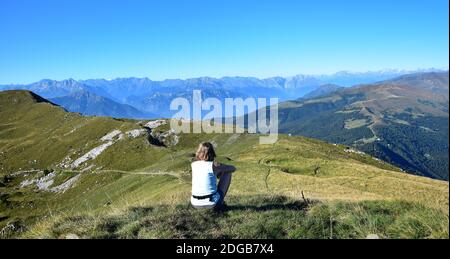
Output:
[[234, 138, 449, 213]]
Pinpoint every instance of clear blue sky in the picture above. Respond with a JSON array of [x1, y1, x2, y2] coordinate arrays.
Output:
[[0, 0, 448, 84]]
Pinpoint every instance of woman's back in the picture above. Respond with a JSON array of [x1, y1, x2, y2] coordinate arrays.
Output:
[[191, 160, 221, 208], [191, 160, 217, 196]]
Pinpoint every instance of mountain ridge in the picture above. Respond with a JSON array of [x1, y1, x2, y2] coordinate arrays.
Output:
[[1, 69, 445, 118], [274, 71, 449, 180]]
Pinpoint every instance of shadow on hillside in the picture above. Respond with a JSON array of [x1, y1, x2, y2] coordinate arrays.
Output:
[[15, 195, 319, 239], [215, 194, 313, 213], [21, 195, 449, 239], [127, 195, 312, 215], [221, 202, 308, 212]]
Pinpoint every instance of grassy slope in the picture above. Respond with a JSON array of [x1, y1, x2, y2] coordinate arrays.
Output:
[[0, 90, 448, 239], [275, 72, 449, 180]]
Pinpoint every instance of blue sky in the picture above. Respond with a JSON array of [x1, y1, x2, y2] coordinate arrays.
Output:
[[0, 0, 448, 84]]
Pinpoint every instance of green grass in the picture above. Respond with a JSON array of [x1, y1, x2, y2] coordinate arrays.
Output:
[[20, 196, 449, 239], [344, 119, 370, 129], [0, 90, 448, 239]]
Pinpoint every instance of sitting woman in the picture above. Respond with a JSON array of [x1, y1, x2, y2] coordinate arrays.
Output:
[[191, 142, 236, 209]]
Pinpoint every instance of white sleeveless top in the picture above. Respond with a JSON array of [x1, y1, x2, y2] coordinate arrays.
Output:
[[191, 161, 220, 207]]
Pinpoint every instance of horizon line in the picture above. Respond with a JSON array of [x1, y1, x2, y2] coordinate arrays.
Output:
[[1, 67, 448, 85]]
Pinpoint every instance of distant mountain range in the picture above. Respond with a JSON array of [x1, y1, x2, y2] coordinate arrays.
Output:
[[0, 69, 443, 118], [271, 72, 449, 180], [50, 90, 154, 119]]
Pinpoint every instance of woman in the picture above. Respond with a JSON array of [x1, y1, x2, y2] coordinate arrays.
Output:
[[191, 142, 236, 209]]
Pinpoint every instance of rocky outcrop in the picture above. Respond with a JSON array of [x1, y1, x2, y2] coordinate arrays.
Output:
[[20, 171, 56, 190], [126, 129, 147, 138], [100, 130, 122, 141], [149, 129, 179, 147], [144, 120, 166, 129], [50, 174, 81, 193], [71, 129, 125, 169], [19, 171, 80, 193], [143, 120, 179, 147], [71, 141, 114, 168]]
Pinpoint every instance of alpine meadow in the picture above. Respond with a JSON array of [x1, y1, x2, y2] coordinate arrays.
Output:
[[0, 90, 448, 239]]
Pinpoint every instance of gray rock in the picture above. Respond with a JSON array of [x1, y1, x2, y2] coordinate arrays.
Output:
[[366, 234, 380, 239]]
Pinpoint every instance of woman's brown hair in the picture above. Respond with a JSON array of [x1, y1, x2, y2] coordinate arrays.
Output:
[[195, 142, 216, 161]]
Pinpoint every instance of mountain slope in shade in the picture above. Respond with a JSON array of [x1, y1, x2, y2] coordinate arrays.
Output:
[[50, 90, 154, 119], [301, 84, 344, 99], [274, 72, 449, 180]]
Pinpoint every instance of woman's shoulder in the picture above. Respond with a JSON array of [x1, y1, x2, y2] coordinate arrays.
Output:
[[192, 160, 214, 166]]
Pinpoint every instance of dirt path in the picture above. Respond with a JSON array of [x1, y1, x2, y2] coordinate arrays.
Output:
[[98, 169, 184, 179]]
